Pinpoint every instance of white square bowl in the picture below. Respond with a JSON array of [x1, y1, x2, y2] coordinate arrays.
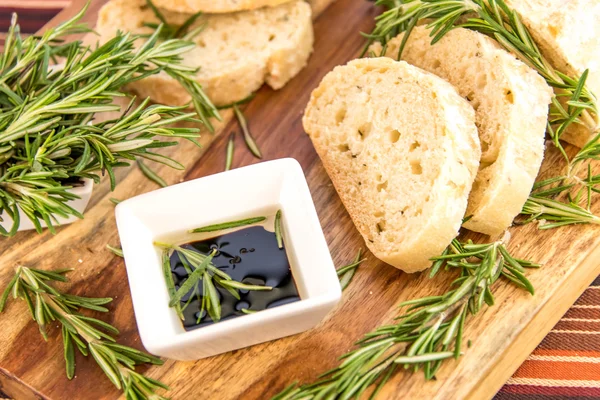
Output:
[[115, 158, 341, 360]]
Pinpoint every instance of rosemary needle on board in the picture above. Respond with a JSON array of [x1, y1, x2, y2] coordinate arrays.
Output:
[[137, 160, 168, 188], [337, 249, 364, 291], [106, 244, 124, 257], [225, 133, 235, 171], [233, 104, 263, 159]]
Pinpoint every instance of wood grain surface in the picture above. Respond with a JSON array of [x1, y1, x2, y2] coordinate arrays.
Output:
[[1, 0, 600, 399]]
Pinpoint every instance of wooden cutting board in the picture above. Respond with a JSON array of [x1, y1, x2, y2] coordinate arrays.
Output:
[[1, 0, 600, 399]]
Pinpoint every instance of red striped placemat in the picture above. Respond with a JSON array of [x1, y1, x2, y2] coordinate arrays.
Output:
[[0, 0, 67, 45], [0, 1, 598, 399]]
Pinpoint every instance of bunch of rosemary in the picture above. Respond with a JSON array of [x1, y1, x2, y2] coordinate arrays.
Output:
[[274, 237, 538, 399], [0, 4, 220, 236], [0, 266, 168, 400], [364, 0, 600, 229]]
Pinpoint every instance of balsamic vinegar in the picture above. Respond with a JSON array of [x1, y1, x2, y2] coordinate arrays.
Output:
[[169, 225, 300, 331]]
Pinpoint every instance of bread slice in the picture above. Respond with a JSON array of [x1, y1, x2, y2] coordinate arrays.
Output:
[[303, 58, 481, 272], [370, 26, 552, 237], [151, 0, 291, 14], [96, 0, 313, 107], [505, 0, 600, 148]]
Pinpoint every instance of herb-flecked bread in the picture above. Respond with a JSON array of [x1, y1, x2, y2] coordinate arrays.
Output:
[[371, 26, 553, 237], [505, 0, 600, 148], [303, 58, 481, 272], [96, 0, 313, 107]]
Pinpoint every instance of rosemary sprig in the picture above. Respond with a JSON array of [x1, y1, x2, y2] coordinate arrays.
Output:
[[155, 242, 272, 323], [189, 216, 266, 233], [273, 238, 538, 399], [137, 159, 167, 188], [225, 133, 235, 171], [0, 266, 168, 400], [0, 7, 220, 235], [143, 0, 204, 40], [233, 104, 262, 159], [274, 210, 283, 249], [366, 0, 600, 229], [337, 249, 364, 291]]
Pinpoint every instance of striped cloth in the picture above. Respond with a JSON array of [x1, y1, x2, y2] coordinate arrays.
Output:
[[495, 276, 600, 399], [1, 1, 599, 399]]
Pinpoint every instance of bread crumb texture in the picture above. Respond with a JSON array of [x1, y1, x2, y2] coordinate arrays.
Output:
[[371, 26, 552, 236], [97, 0, 313, 106], [303, 58, 480, 272]]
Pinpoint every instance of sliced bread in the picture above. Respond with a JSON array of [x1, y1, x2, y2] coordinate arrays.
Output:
[[303, 58, 481, 272], [370, 26, 552, 237], [151, 0, 292, 14], [96, 0, 313, 107], [505, 0, 600, 147]]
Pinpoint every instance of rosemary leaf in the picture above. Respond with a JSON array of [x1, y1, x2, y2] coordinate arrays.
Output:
[[337, 249, 364, 291], [109, 198, 122, 205], [189, 216, 266, 233], [218, 280, 273, 291], [225, 133, 235, 171], [241, 308, 257, 314], [233, 104, 262, 159], [274, 210, 283, 249], [106, 245, 124, 258], [137, 159, 167, 188], [169, 250, 216, 306]]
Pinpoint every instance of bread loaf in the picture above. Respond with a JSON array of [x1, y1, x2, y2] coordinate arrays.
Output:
[[303, 58, 481, 272], [371, 26, 552, 237], [505, 0, 600, 148], [96, 0, 313, 107]]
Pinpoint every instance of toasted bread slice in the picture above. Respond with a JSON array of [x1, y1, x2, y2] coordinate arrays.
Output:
[[371, 26, 552, 236], [96, 0, 313, 107], [506, 0, 600, 147], [303, 58, 481, 272]]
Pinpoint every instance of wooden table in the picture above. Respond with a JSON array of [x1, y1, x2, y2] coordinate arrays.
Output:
[[1, 0, 600, 399]]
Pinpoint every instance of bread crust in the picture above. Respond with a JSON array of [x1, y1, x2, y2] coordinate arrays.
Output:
[[152, 0, 291, 14], [303, 58, 480, 272], [96, 0, 313, 107], [371, 26, 552, 237]]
